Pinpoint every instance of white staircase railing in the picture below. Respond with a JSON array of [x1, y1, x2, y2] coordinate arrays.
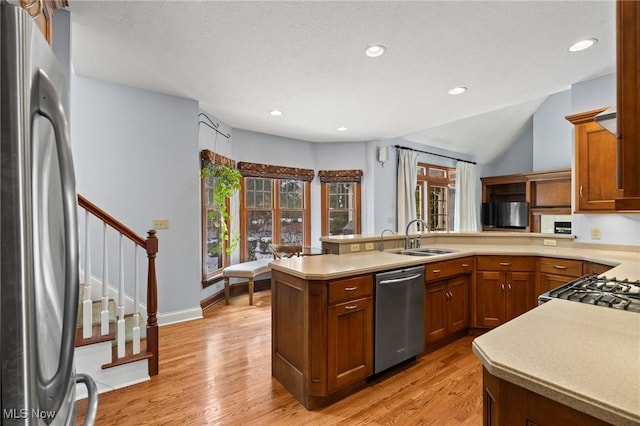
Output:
[[77, 194, 159, 376]]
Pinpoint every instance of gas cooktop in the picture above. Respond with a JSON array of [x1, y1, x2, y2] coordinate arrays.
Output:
[[539, 275, 640, 313]]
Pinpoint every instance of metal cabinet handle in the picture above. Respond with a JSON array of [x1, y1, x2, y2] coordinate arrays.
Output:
[[432, 269, 441, 273], [345, 304, 358, 310], [461, 264, 470, 268], [499, 262, 511, 266], [501, 284, 505, 291], [508, 284, 512, 291], [553, 265, 568, 270], [579, 185, 584, 198], [344, 286, 358, 291]]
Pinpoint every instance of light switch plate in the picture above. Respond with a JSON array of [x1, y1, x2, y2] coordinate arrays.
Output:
[[154, 219, 170, 230]]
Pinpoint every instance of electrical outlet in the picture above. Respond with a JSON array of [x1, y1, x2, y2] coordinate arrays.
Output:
[[590, 227, 601, 240], [543, 239, 557, 247], [350, 244, 360, 252], [365, 242, 374, 251], [153, 219, 170, 230]]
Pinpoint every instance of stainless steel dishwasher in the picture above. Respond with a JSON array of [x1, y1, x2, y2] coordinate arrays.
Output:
[[374, 266, 425, 374]]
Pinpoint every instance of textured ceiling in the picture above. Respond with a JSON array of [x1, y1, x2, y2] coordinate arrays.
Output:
[[69, 0, 616, 164]]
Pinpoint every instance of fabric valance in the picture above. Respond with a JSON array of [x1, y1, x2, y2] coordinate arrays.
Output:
[[317, 169, 363, 183], [237, 162, 315, 182]]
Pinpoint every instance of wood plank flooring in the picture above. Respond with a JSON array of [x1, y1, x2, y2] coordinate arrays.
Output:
[[77, 290, 483, 425]]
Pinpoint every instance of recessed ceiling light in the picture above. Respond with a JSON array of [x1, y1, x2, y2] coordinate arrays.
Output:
[[568, 38, 598, 52], [338, 126, 348, 132], [365, 45, 386, 58], [448, 87, 467, 95], [270, 110, 283, 116]]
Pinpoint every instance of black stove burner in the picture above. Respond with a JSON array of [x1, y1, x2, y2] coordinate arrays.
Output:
[[543, 275, 640, 313]]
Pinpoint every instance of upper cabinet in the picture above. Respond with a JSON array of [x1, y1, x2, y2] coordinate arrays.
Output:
[[567, 109, 621, 212], [20, 0, 68, 45], [615, 1, 640, 209]]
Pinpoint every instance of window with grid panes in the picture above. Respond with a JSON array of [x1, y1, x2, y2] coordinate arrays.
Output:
[[319, 170, 362, 236], [240, 170, 311, 261], [200, 151, 233, 286], [416, 163, 456, 231]]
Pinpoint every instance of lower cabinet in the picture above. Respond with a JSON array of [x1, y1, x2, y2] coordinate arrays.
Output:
[[425, 276, 469, 345], [483, 368, 609, 426], [476, 256, 535, 328], [327, 296, 373, 392], [537, 257, 584, 295], [424, 257, 473, 347]]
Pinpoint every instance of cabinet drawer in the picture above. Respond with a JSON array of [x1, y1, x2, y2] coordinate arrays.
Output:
[[426, 257, 474, 281], [477, 256, 535, 271], [329, 275, 372, 304], [539, 257, 583, 277]]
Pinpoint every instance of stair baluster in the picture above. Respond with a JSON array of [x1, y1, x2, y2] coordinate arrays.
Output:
[[132, 246, 141, 355], [101, 222, 110, 336], [82, 210, 93, 339], [116, 234, 125, 358]]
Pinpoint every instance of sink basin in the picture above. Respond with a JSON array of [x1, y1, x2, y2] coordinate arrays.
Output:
[[387, 248, 458, 256]]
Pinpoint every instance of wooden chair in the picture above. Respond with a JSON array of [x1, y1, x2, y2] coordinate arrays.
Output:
[[269, 244, 303, 259]]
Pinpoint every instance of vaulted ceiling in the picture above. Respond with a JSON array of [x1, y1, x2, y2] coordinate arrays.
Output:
[[69, 1, 615, 163]]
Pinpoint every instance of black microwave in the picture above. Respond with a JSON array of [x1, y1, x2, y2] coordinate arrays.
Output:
[[482, 202, 529, 228]]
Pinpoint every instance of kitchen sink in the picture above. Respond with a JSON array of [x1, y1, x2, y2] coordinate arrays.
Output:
[[387, 248, 458, 256]]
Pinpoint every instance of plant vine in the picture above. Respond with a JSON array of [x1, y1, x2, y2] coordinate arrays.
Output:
[[201, 163, 242, 255]]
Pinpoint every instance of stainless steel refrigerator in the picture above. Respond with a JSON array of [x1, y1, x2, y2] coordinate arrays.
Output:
[[1, 1, 98, 424]]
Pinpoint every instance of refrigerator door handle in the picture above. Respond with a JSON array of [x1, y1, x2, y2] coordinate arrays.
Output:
[[76, 373, 99, 426], [32, 68, 80, 413]]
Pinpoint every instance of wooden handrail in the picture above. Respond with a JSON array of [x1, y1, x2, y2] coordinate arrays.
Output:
[[78, 194, 146, 247], [77, 194, 159, 376]]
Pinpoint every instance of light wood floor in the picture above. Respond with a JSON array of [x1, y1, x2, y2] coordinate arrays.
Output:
[[77, 290, 484, 425]]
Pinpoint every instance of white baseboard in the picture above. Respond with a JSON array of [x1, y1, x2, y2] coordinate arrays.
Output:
[[157, 307, 203, 326]]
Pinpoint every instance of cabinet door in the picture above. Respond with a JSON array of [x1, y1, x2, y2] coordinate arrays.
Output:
[[447, 275, 469, 334], [575, 122, 620, 211], [424, 282, 447, 344], [505, 272, 535, 321], [539, 273, 573, 295], [327, 297, 373, 392], [476, 271, 504, 327]]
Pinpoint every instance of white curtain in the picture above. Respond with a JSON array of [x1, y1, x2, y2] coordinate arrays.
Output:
[[397, 149, 419, 233], [454, 161, 480, 232]]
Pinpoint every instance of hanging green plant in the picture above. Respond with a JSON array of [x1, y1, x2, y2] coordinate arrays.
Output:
[[201, 163, 242, 255]]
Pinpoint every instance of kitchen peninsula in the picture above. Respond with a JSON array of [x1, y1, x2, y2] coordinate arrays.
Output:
[[269, 232, 640, 424]]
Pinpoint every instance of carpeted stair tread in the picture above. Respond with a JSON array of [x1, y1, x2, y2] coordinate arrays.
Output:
[[76, 298, 116, 327], [113, 314, 147, 345]]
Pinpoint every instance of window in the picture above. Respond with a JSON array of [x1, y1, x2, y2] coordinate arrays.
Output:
[[200, 150, 233, 286], [319, 170, 362, 236], [416, 163, 456, 231], [239, 162, 313, 261]]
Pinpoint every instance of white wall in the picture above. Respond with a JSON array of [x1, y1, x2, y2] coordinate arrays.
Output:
[[489, 123, 533, 176], [71, 75, 202, 319], [533, 89, 572, 171]]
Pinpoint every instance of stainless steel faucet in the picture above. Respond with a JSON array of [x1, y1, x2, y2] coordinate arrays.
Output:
[[404, 219, 429, 249], [379, 229, 395, 251]]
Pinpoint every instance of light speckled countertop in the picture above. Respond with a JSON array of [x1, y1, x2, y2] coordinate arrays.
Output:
[[472, 300, 640, 426], [269, 244, 640, 280], [269, 242, 640, 423]]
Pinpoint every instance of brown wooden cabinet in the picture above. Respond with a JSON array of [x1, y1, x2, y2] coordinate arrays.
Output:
[[483, 368, 609, 426], [424, 257, 473, 348], [476, 256, 535, 328], [584, 261, 613, 276], [567, 109, 622, 212], [327, 276, 373, 392], [537, 257, 584, 295]]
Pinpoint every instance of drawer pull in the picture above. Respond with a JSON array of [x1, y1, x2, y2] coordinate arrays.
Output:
[[344, 286, 358, 291], [507, 284, 512, 291], [501, 284, 505, 291], [499, 262, 511, 266], [553, 265, 568, 270], [345, 304, 358, 310], [432, 269, 442, 273], [461, 264, 470, 267]]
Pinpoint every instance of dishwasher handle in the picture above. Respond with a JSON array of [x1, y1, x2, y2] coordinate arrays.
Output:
[[379, 273, 423, 285]]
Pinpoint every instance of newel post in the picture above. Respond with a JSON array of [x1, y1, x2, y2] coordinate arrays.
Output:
[[145, 229, 159, 376]]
